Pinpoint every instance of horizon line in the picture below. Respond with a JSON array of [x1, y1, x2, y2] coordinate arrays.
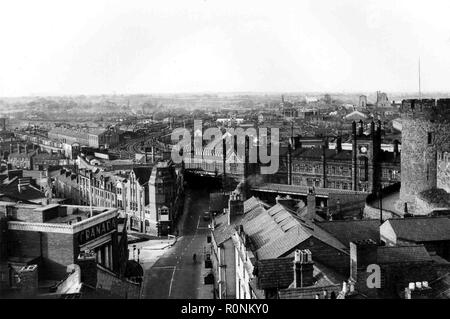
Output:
[[2, 90, 450, 99]]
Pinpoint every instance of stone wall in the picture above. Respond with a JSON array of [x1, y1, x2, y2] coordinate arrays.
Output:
[[363, 204, 399, 220], [400, 117, 438, 204], [437, 152, 450, 193], [399, 99, 450, 213], [96, 265, 141, 299]]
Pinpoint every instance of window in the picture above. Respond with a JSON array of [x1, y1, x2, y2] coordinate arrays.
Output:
[[428, 132, 433, 145]]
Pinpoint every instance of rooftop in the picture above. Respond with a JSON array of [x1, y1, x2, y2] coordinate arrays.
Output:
[[418, 188, 450, 208], [317, 219, 381, 247], [240, 203, 347, 259], [382, 216, 450, 242], [377, 245, 432, 264]]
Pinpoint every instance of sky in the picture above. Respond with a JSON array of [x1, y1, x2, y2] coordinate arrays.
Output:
[[0, 0, 449, 97]]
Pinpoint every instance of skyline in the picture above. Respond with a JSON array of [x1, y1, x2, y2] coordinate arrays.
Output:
[[1, 0, 450, 97]]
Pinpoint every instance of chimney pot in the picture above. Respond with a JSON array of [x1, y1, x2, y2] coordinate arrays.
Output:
[[293, 249, 314, 288]]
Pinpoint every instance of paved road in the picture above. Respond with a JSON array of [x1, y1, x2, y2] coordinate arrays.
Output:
[[142, 188, 211, 299]]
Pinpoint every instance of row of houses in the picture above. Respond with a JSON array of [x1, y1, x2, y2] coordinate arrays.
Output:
[[8, 149, 69, 170], [48, 127, 119, 149], [208, 186, 450, 299], [53, 161, 184, 236]]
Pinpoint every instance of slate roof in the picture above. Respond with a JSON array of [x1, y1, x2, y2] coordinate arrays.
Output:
[[212, 213, 240, 246], [377, 245, 432, 264], [8, 151, 35, 159], [257, 257, 295, 289], [251, 183, 368, 197], [240, 203, 347, 260], [278, 284, 342, 299], [212, 196, 266, 246], [429, 273, 450, 299], [384, 217, 450, 242], [257, 257, 345, 292], [34, 153, 64, 160], [209, 192, 229, 213], [317, 220, 380, 247], [418, 189, 450, 207], [132, 166, 153, 185], [291, 147, 353, 161]]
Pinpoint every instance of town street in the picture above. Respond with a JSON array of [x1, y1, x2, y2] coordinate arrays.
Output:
[[141, 188, 212, 299]]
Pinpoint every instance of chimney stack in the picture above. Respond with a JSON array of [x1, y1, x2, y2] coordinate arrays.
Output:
[[306, 187, 316, 221], [336, 137, 342, 153], [222, 138, 227, 190], [228, 190, 244, 225], [16, 265, 39, 296], [349, 240, 379, 297], [377, 120, 382, 137], [76, 250, 98, 288], [293, 249, 314, 288], [394, 140, 399, 158], [287, 143, 292, 185]]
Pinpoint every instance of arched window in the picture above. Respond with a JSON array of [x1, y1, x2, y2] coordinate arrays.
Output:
[[359, 157, 368, 182]]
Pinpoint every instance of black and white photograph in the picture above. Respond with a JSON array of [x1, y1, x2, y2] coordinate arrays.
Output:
[[1, 0, 450, 309]]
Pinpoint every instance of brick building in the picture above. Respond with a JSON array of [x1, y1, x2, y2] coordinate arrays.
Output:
[[278, 120, 400, 193], [8, 145, 36, 170], [0, 201, 138, 297], [48, 127, 119, 149], [53, 161, 183, 236], [146, 161, 178, 235]]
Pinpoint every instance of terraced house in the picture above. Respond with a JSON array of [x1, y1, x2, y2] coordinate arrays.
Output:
[[53, 161, 184, 236]]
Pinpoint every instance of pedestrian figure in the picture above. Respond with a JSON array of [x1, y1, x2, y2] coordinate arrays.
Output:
[[193, 253, 197, 263]]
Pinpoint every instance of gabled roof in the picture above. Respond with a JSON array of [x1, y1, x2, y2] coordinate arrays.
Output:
[[257, 257, 345, 292], [212, 213, 239, 246], [318, 220, 380, 247], [429, 273, 450, 299], [344, 110, 368, 120], [212, 196, 266, 246], [240, 203, 347, 260], [209, 192, 229, 213], [131, 166, 153, 185], [377, 245, 432, 264], [383, 217, 450, 242]]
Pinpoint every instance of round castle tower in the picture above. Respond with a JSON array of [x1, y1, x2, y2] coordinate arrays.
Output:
[[399, 98, 450, 212]]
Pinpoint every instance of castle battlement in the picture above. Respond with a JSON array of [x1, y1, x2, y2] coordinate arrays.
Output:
[[401, 99, 450, 122]]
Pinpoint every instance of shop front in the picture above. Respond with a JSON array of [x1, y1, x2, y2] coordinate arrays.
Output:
[[77, 217, 118, 271]]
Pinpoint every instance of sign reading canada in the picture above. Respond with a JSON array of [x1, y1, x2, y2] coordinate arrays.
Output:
[[78, 218, 117, 245]]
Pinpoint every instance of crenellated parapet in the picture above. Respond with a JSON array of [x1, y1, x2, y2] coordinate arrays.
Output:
[[400, 99, 450, 122]]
